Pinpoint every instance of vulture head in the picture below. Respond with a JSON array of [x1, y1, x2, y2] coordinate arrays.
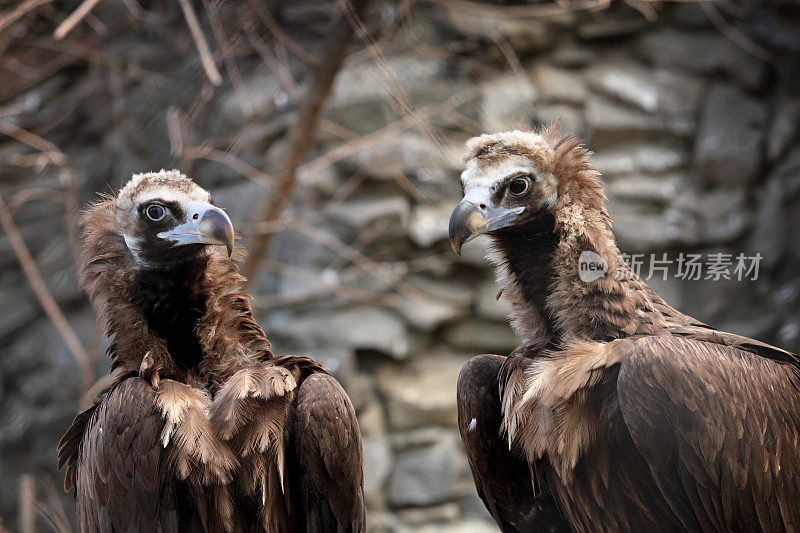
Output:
[[449, 128, 606, 256], [448, 127, 630, 343], [114, 170, 234, 267]]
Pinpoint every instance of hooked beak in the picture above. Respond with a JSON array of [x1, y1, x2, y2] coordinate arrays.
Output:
[[157, 200, 235, 256], [449, 187, 524, 256]]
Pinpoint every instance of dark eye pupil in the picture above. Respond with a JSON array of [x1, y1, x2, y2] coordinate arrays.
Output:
[[146, 204, 165, 220], [510, 179, 527, 194]]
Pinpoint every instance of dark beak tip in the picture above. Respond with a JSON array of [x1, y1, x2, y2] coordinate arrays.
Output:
[[199, 207, 235, 256], [449, 200, 482, 258], [449, 238, 463, 257]]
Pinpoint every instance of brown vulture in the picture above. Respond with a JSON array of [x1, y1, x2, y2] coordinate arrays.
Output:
[[57, 170, 364, 532], [448, 128, 800, 532]]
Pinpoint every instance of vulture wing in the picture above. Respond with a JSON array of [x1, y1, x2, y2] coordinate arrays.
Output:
[[59, 377, 237, 531], [209, 360, 365, 532], [457, 354, 569, 532], [286, 372, 365, 532], [617, 334, 800, 531]]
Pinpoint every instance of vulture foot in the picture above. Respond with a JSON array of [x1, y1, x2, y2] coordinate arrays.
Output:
[[139, 350, 162, 389]]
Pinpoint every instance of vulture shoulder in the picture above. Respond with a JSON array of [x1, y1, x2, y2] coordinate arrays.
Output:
[[616, 334, 800, 532], [208, 357, 365, 532], [59, 377, 237, 532], [286, 371, 365, 532], [457, 354, 570, 532]]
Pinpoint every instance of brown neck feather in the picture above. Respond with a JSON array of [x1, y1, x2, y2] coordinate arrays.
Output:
[[80, 200, 272, 386], [490, 143, 669, 354]]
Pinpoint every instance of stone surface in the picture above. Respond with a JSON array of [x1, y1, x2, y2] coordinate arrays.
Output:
[[408, 201, 457, 248], [592, 143, 687, 177], [532, 104, 586, 137], [608, 197, 692, 251], [414, 519, 499, 533], [548, 39, 596, 67], [767, 92, 800, 161], [587, 61, 703, 115], [606, 174, 683, 203], [476, 280, 511, 321], [444, 10, 554, 52], [609, 187, 749, 251], [586, 96, 687, 144], [363, 435, 393, 500], [637, 29, 768, 89], [329, 195, 411, 236], [386, 432, 462, 507], [750, 175, 786, 262], [390, 276, 473, 331], [694, 84, 767, 186], [442, 319, 519, 353], [577, 15, 649, 40], [530, 62, 588, 105], [332, 56, 445, 107], [269, 307, 410, 359], [347, 132, 462, 183], [480, 75, 537, 132], [376, 354, 467, 430]]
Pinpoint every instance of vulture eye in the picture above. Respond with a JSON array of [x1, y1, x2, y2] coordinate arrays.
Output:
[[145, 203, 166, 222], [509, 177, 530, 196]]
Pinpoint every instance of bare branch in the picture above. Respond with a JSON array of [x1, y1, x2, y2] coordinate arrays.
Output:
[[0, 118, 65, 165], [0, 0, 54, 34], [298, 84, 479, 178], [183, 144, 271, 185], [0, 192, 91, 377], [700, 1, 771, 61], [203, 0, 252, 115], [242, 0, 369, 282], [167, 106, 184, 158], [424, 0, 612, 17], [246, 0, 318, 65], [35, 477, 72, 533], [54, 0, 104, 40], [177, 0, 223, 86], [18, 474, 36, 533]]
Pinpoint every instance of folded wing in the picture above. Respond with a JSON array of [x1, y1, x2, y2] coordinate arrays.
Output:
[[618, 335, 800, 531]]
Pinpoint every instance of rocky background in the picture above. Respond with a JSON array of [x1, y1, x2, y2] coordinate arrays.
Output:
[[1, 0, 799, 530]]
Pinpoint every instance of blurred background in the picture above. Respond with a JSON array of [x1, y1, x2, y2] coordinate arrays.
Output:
[[0, 0, 799, 530]]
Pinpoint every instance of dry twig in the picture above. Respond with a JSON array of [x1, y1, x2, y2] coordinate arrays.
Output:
[[177, 0, 223, 86], [425, 0, 612, 17], [203, 0, 252, 115], [0, 0, 54, 34], [242, 0, 369, 282], [700, 1, 771, 61], [18, 474, 36, 533], [54, 0, 103, 40], [298, 84, 479, 178], [35, 477, 72, 533], [0, 192, 91, 382], [246, 0, 318, 65]]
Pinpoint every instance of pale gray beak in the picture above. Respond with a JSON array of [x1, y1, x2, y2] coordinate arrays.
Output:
[[157, 200, 234, 256], [449, 187, 524, 256]]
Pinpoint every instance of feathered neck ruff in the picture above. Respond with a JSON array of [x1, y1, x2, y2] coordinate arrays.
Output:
[[487, 136, 667, 353], [79, 198, 273, 387]]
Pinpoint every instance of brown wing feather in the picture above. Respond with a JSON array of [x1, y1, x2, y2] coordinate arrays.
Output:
[[209, 364, 297, 531], [65, 377, 238, 532], [58, 398, 102, 492], [286, 372, 365, 532], [617, 335, 800, 531], [458, 354, 570, 532], [71, 378, 180, 531]]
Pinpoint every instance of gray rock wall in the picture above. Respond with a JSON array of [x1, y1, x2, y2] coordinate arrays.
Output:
[[1, 1, 798, 530]]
